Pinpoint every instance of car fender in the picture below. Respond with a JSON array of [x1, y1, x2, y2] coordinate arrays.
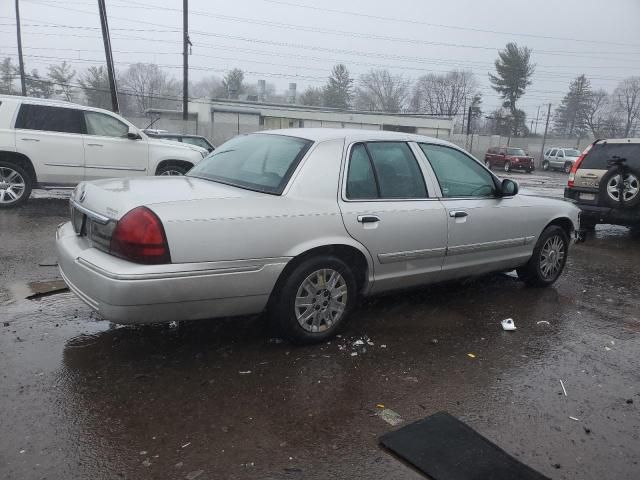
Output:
[[283, 235, 376, 287]]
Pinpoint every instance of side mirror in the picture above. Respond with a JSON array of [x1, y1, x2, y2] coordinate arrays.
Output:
[[500, 178, 518, 197], [127, 126, 141, 140]]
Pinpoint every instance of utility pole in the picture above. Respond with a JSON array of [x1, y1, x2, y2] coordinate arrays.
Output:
[[97, 0, 119, 112], [534, 105, 541, 135], [182, 0, 190, 121], [15, 0, 26, 96], [539, 103, 552, 168]]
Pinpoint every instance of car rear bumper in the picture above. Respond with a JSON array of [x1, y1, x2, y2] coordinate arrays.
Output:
[[564, 188, 640, 226], [56, 222, 289, 324]]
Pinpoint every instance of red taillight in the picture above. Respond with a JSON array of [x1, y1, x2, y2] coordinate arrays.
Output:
[[568, 142, 595, 187], [110, 207, 171, 264]]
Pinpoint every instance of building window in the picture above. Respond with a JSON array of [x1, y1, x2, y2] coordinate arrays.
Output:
[[298, 120, 304, 128], [259, 116, 264, 126]]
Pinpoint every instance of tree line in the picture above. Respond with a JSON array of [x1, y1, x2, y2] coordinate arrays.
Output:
[[1, 41, 639, 139]]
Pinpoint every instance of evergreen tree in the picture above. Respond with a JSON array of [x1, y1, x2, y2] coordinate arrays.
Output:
[[78, 66, 112, 109], [222, 69, 245, 99], [0, 57, 16, 95], [489, 43, 535, 136], [553, 74, 592, 137], [323, 64, 353, 109], [48, 61, 76, 101]]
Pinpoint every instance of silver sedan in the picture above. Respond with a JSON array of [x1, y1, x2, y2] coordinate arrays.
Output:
[[57, 129, 580, 343]]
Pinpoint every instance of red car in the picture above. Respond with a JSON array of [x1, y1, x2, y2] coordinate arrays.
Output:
[[485, 147, 535, 173]]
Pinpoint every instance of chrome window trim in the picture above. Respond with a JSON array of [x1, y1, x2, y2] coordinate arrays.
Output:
[[340, 140, 436, 203]]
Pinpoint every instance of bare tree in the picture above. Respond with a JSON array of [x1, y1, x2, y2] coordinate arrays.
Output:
[[614, 77, 640, 137], [411, 70, 477, 117], [78, 66, 112, 109], [190, 75, 223, 98], [121, 63, 179, 114], [355, 69, 410, 112]]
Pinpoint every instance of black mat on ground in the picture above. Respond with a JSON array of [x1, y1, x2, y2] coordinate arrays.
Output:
[[380, 411, 550, 480]]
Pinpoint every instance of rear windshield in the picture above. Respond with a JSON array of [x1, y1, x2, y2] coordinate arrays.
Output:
[[564, 149, 581, 157], [581, 143, 640, 170], [506, 148, 526, 156], [187, 134, 313, 194]]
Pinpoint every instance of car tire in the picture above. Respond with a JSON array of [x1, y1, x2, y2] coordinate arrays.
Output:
[[156, 162, 190, 176], [564, 162, 573, 174], [271, 255, 357, 344], [599, 166, 640, 209], [504, 161, 511, 173], [542, 160, 550, 171], [517, 225, 569, 287], [0, 161, 33, 208]]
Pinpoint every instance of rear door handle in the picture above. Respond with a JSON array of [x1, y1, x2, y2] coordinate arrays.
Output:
[[21, 138, 40, 142], [87, 143, 104, 147], [357, 215, 380, 224], [449, 211, 468, 218]]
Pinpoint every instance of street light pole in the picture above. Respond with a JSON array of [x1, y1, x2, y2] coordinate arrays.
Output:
[[15, 0, 26, 96], [539, 103, 552, 168], [97, 0, 119, 112], [182, 0, 190, 121]]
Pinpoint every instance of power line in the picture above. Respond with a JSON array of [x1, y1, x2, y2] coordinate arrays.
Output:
[[20, 0, 640, 61], [4, 22, 640, 74], [262, 0, 640, 49], [1, 52, 612, 99]]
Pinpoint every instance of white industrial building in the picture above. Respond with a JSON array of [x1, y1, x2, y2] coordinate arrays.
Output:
[[145, 98, 454, 147]]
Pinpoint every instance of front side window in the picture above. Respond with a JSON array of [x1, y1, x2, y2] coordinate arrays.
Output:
[[550, 149, 558, 156], [84, 111, 129, 137], [15, 104, 83, 134], [187, 134, 312, 194], [345, 142, 427, 200], [419, 144, 496, 198]]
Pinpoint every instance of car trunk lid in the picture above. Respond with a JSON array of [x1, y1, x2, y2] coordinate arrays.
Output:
[[72, 176, 264, 221]]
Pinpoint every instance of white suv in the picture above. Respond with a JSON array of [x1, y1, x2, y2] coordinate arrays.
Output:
[[542, 147, 582, 173], [0, 95, 207, 207]]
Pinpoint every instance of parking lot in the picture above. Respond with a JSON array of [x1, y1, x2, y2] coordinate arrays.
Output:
[[1, 169, 639, 480]]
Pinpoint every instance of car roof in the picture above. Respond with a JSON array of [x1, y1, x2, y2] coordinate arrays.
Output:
[[154, 133, 206, 139], [0, 94, 124, 117], [259, 128, 458, 148]]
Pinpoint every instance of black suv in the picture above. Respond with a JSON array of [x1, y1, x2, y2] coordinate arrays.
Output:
[[564, 139, 640, 229]]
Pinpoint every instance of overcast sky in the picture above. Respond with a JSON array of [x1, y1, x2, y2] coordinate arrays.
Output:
[[2, 0, 640, 124]]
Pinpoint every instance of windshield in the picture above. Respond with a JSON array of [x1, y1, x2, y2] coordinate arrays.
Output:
[[187, 134, 313, 194], [506, 148, 526, 156], [564, 149, 581, 157]]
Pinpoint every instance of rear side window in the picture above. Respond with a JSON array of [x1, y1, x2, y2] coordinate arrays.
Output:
[[345, 142, 427, 200], [15, 104, 84, 134], [581, 143, 640, 170]]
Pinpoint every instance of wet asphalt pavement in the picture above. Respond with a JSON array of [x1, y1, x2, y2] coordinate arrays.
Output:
[[1, 171, 639, 480]]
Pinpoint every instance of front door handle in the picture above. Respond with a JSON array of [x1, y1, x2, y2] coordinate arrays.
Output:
[[449, 211, 468, 218], [357, 215, 380, 224]]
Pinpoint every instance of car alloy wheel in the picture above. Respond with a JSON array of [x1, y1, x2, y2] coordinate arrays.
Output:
[[294, 268, 347, 333], [0, 166, 26, 205], [485, 160, 491, 169], [542, 160, 549, 171], [159, 169, 184, 176], [564, 163, 572, 174], [606, 173, 639, 203], [504, 161, 511, 172], [539, 234, 566, 280]]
